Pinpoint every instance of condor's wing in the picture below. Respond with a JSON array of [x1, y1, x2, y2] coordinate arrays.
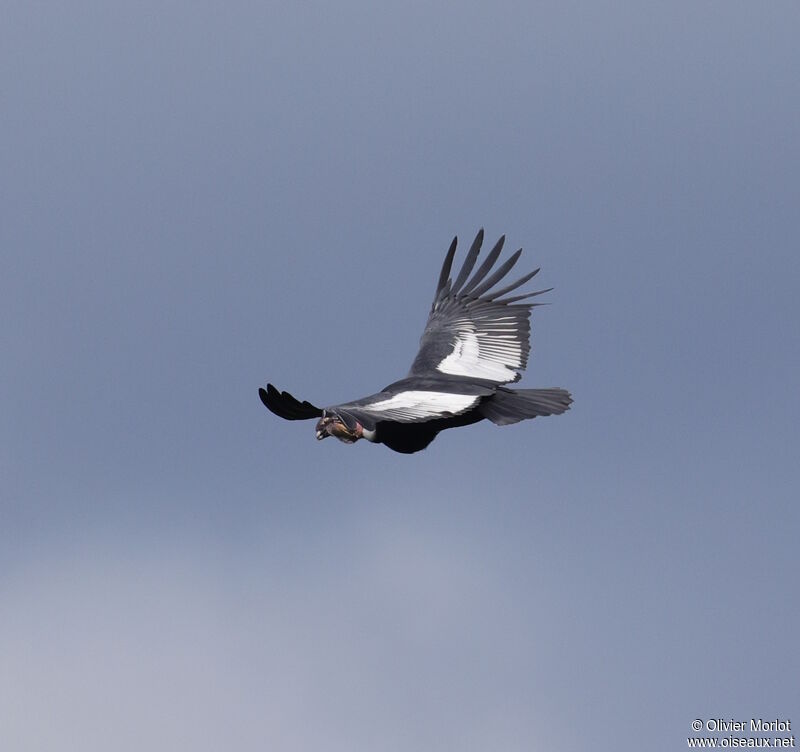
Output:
[[331, 377, 494, 428], [409, 230, 551, 384], [259, 383, 323, 420]]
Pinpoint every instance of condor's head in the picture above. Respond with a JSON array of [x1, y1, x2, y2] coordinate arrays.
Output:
[[315, 410, 363, 444]]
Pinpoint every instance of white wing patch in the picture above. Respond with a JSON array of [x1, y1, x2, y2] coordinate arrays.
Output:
[[364, 390, 479, 420], [437, 319, 523, 382]]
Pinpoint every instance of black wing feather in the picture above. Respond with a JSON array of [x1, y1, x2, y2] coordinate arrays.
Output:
[[460, 235, 505, 296], [450, 228, 483, 295], [259, 384, 323, 420], [466, 248, 523, 299], [494, 288, 553, 304], [434, 236, 458, 304], [482, 267, 540, 301]]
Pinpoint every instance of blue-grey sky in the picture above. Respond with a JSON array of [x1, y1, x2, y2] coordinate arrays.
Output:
[[2, 3, 799, 750]]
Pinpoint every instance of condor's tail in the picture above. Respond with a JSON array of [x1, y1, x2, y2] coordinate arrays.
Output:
[[479, 387, 572, 426]]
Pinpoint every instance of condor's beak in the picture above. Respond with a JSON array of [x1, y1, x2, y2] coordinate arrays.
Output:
[[316, 429, 326, 440]]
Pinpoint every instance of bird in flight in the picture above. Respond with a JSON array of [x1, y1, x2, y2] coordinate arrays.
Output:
[[259, 230, 571, 453]]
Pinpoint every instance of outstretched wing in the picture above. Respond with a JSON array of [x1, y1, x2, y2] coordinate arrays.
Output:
[[259, 383, 323, 420], [331, 377, 494, 428], [409, 230, 551, 384]]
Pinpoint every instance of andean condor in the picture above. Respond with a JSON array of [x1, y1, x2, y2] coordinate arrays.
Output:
[[259, 230, 572, 453]]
